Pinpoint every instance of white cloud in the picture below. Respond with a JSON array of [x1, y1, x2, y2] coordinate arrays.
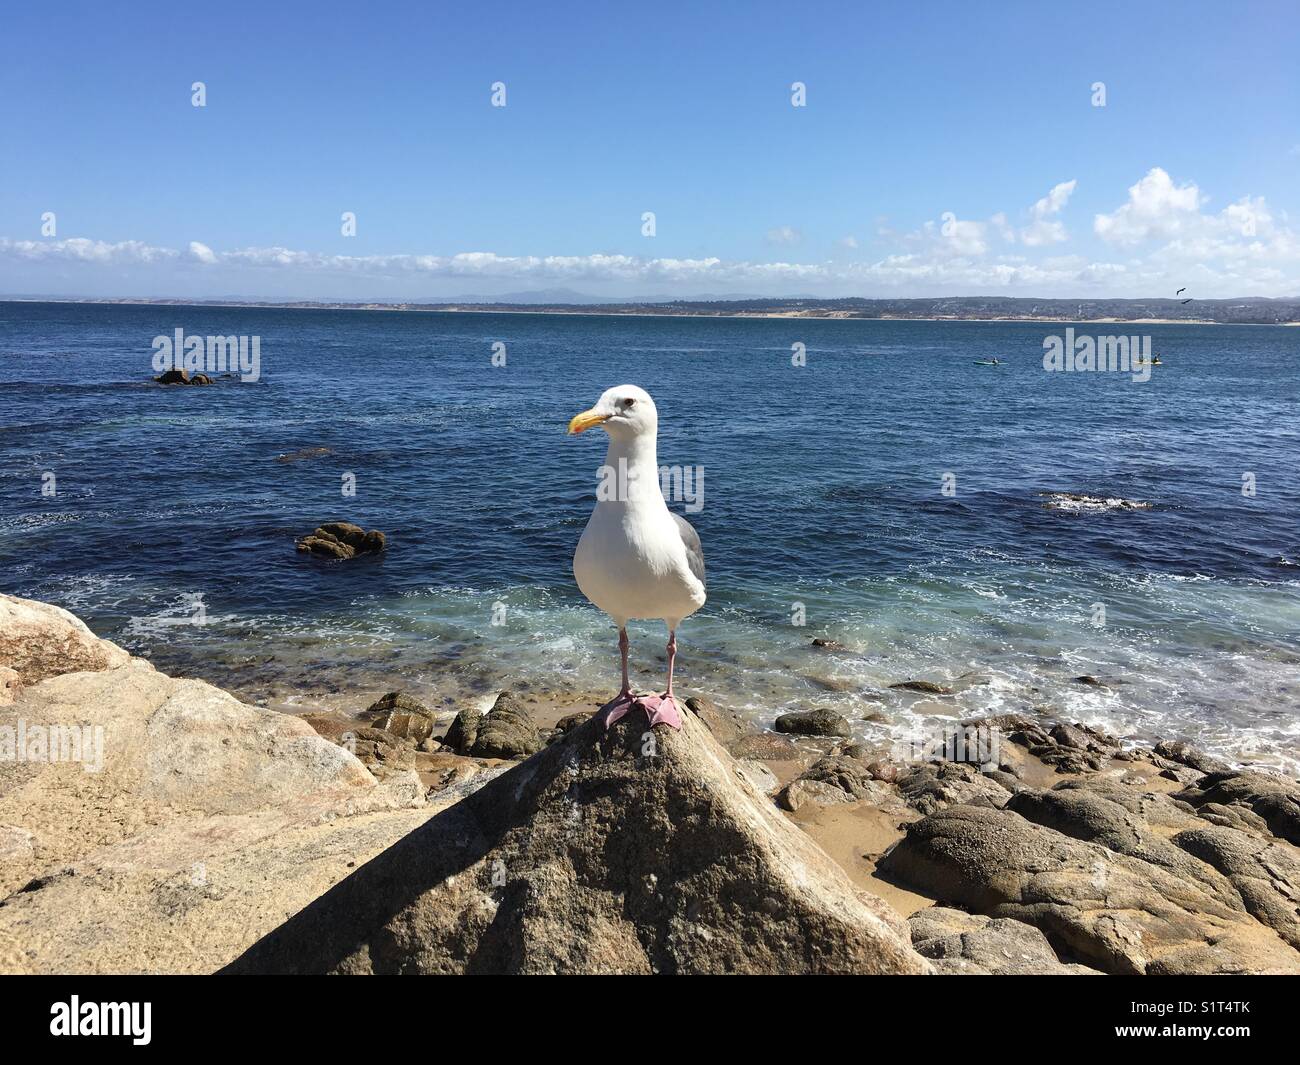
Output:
[[0, 237, 177, 264], [4, 167, 1298, 299], [836, 235, 858, 250], [1020, 179, 1076, 246], [187, 241, 217, 264], [1094, 167, 1202, 244]]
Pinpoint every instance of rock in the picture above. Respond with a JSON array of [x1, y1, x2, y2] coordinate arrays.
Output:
[[776, 756, 896, 812], [276, 447, 333, 463], [683, 695, 743, 745], [1073, 674, 1104, 687], [1005, 780, 1243, 909], [555, 712, 591, 734], [728, 733, 801, 761], [1176, 772, 1300, 847], [773, 708, 850, 738], [0, 667, 20, 706], [0, 597, 435, 973], [866, 759, 903, 783], [1173, 825, 1300, 951], [225, 710, 930, 974], [889, 679, 953, 695], [1153, 740, 1231, 775], [908, 907, 1102, 975], [362, 691, 437, 743], [349, 727, 417, 771], [295, 522, 386, 560], [735, 760, 779, 796], [154, 368, 190, 384], [878, 805, 1300, 974], [0, 595, 130, 685], [1049, 723, 1093, 750], [810, 638, 846, 651], [190, 373, 214, 385], [895, 762, 1011, 815], [469, 692, 542, 760], [442, 704, 483, 753]]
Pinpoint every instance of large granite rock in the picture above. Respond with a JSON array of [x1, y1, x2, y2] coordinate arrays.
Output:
[[878, 804, 1300, 975], [0, 593, 432, 974], [225, 710, 930, 974], [0, 595, 129, 685]]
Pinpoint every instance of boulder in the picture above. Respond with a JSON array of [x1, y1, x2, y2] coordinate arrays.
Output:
[[773, 707, 850, 738], [729, 732, 800, 761], [1175, 772, 1300, 846], [154, 368, 190, 384], [0, 594, 441, 973], [225, 710, 930, 975], [776, 756, 893, 812], [878, 805, 1300, 975], [469, 692, 542, 759], [683, 695, 743, 745], [362, 692, 437, 743], [442, 704, 483, 753], [908, 906, 1102, 975], [295, 522, 386, 560], [896, 762, 1011, 815], [1153, 740, 1231, 776], [1173, 825, 1300, 952], [0, 595, 130, 685]]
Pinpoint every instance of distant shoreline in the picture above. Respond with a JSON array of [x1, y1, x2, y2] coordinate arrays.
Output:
[[3, 296, 1298, 327]]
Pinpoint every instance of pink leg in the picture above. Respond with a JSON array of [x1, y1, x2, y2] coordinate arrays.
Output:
[[638, 629, 683, 729], [599, 628, 636, 727]]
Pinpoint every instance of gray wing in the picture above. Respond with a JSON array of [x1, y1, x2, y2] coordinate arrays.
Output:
[[671, 512, 706, 588]]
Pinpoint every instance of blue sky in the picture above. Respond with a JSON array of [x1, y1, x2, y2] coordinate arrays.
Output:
[[2, 0, 1298, 300]]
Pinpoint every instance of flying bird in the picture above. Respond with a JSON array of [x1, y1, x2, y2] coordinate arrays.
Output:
[[568, 385, 706, 730], [1176, 287, 1186, 295]]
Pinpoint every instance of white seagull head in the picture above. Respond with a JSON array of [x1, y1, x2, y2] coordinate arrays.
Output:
[[567, 384, 658, 442]]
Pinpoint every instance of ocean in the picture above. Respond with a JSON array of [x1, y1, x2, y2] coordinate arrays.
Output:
[[2, 301, 1298, 768]]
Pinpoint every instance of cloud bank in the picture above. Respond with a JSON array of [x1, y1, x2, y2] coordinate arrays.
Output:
[[3, 170, 1296, 299]]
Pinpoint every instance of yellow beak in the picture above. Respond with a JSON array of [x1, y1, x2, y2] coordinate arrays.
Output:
[[567, 408, 610, 435]]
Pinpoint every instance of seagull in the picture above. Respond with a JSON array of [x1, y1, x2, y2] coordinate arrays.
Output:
[[568, 385, 706, 730]]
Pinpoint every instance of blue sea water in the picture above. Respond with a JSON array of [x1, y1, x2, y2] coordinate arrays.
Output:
[[2, 302, 1298, 767]]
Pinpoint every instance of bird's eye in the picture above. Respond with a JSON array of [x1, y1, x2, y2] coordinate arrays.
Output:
[[623, 397, 635, 408]]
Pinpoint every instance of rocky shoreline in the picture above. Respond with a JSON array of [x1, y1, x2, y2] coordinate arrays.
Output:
[[3, 591, 1299, 974]]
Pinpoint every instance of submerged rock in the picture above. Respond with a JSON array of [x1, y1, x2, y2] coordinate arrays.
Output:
[[295, 522, 386, 560], [225, 710, 930, 974], [889, 679, 953, 695]]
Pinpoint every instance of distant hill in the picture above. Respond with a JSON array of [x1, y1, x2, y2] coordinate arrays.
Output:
[[424, 295, 1300, 325], [4, 295, 1298, 324]]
